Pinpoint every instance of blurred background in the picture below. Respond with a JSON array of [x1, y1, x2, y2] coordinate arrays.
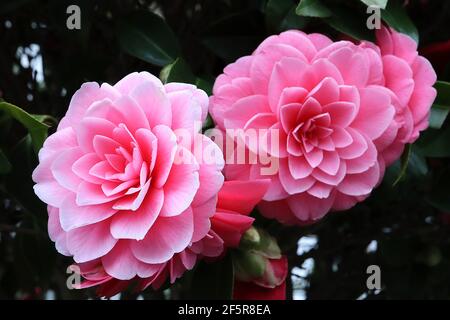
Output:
[[0, 0, 450, 299]]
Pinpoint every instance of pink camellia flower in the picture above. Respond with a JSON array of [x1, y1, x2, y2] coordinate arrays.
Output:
[[32, 71, 230, 293], [210, 29, 436, 225], [33, 73, 270, 296]]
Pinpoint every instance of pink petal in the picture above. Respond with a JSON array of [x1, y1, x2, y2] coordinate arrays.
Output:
[[308, 77, 339, 105], [331, 127, 353, 148], [304, 148, 323, 168], [72, 153, 104, 184], [76, 117, 116, 153], [191, 195, 217, 242], [287, 192, 334, 221], [114, 71, 163, 95], [382, 55, 414, 106], [350, 86, 394, 140], [192, 135, 225, 206], [306, 182, 333, 199], [328, 47, 369, 87], [317, 151, 340, 175], [48, 206, 70, 255], [337, 162, 380, 196], [102, 240, 140, 280], [224, 95, 271, 129], [217, 179, 270, 215], [92, 135, 120, 159], [132, 207, 194, 263], [159, 147, 199, 217], [76, 181, 121, 206], [167, 89, 202, 132], [323, 101, 357, 127], [66, 220, 118, 263], [279, 159, 315, 194], [129, 80, 172, 128], [51, 147, 83, 192], [59, 193, 116, 231], [280, 103, 301, 132], [152, 125, 177, 188], [110, 188, 164, 240], [58, 82, 120, 130], [288, 155, 313, 179]]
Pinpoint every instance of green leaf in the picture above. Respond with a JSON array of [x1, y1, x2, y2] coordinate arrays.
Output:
[[117, 11, 180, 66], [202, 10, 264, 62], [434, 81, 450, 106], [160, 58, 196, 84], [0, 149, 12, 174], [429, 81, 450, 129], [417, 126, 450, 158], [195, 78, 213, 96], [381, 0, 419, 43], [324, 5, 375, 41], [0, 101, 50, 153], [295, 0, 332, 18], [265, 0, 294, 30], [280, 6, 310, 31], [190, 253, 234, 300], [202, 36, 261, 62], [393, 144, 411, 186], [429, 105, 449, 129], [361, 0, 388, 10]]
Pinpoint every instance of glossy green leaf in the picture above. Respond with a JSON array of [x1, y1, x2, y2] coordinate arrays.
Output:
[[0, 101, 50, 153], [280, 6, 310, 31], [429, 105, 449, 129], [434, 81, 450, 106], [265, 0, 294, 30], [190, 253, 234, 300], [429, 81, 450, 129], [202, 36, 261, 62], [325, 5, 375, 41], [117, 11, 180, 66], [381, 0, 419, 43], [195, 78, 213, 96], [160, 58, 196, 84], [417, 126, 450, 158], [295, 0, 332, 18]]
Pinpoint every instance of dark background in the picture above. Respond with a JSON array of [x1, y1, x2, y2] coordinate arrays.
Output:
[[0, 0, 450, 299]]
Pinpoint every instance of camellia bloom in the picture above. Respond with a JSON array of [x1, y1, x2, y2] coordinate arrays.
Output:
[[33, 71, 270, 295], [210, 28, 436, 225], [33, 71, 235, 294]]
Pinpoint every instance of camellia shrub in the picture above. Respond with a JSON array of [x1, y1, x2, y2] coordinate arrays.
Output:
[[0, 0, 450, 300]]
